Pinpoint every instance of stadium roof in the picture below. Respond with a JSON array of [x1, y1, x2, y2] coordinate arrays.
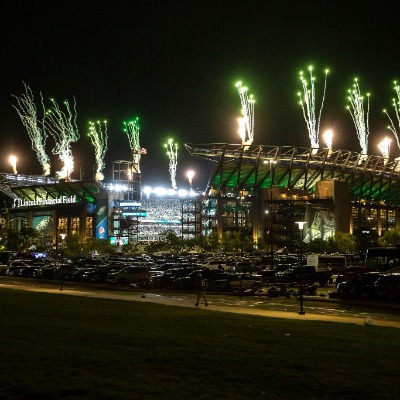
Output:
[[185, 144, 400, 205], [11, 181, 103, 204]]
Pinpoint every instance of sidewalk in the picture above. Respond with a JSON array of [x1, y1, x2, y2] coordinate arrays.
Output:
[[2, 282, 400, 328]]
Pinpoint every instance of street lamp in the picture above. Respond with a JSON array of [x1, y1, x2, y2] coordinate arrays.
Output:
[[295, 221, 307, 315], [59, 233, 66, 291], [239, 193, 245, 254]]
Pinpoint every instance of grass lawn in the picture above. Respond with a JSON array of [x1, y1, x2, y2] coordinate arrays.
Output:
[[0, 287, 399, 400]]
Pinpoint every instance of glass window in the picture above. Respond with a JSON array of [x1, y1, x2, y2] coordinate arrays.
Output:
[[86, 217, 94, 239], [71, 217, 80, 236]]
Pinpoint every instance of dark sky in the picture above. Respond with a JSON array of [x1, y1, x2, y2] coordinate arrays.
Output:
[[1, 1, 399, 190]]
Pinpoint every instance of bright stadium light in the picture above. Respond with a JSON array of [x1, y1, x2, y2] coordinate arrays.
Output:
[[153, 187, 167, 196], [178, 189, 188, 197], [143, 186, 152, 198], [167, 188, 176, 196]]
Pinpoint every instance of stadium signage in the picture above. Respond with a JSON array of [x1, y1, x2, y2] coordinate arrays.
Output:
[[13, 195, 77, 208]]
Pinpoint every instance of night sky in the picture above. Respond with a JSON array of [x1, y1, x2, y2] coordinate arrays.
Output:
[[1, 1, 399, 190]]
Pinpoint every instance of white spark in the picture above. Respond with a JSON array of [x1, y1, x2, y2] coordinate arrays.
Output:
[[323, 130, 333, 150], [298, 66, 329, 149], [42, 96, 80, 179], [88, 120, 108, 181], [383, 81, 400, 149], [378, 137, 391, 159], [164, 138, 178, 190], [12, 83, 51, 176], [346, 78, 370, 155], [235, 81, 255, 145]]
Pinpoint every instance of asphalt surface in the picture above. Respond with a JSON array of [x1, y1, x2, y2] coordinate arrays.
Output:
[[1, 278, 400, 329]]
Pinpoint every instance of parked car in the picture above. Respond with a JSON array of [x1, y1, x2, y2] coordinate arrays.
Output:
[[259, 269, 277, 284], [199, 259, 227, 270], [336, 271, 383, 299], [275, 265, 331, 286], [107, 266, 151, 286], [80, 266, 121, 283], [373, 273, 400, 300], [209, 273, 264, 293], [151, 267, 197, 289], [172, 269, 228, 290]]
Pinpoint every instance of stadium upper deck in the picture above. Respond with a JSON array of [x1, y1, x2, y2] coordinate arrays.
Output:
[[185, 144, 400, 206]]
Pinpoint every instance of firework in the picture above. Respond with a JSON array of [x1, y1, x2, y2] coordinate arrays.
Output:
[[42, 96, 80, 179], [237, 117, 246, 143], [235, 81, 255, 145], [378, 137, 391, 159], [346, 78, 370, 155], [164, 138, 178, 190], [323, 130, 333, 150], [297, 66, 329, 149], [383, 80, 400, 149], [9, 155, 17, 174], [123, 117, 144, 171], [88, 120, 108, 181], [12, 83, 51, 176]]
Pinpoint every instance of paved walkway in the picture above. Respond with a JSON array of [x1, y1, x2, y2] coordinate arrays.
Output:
[[2, 282, 400, 328]]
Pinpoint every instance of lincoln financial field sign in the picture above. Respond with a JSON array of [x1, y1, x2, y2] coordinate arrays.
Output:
[[12, 195, 77, 208]]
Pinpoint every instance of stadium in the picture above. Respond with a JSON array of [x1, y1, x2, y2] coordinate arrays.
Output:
[[1, 140, 400, 252], [0, 159, 203, 250], [185, 143, 400, 249]]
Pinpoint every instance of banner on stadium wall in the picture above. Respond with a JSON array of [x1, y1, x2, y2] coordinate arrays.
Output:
[[32, 215, 53, 233], [95, 199, 108, 240], [13, 195, 77, 208]]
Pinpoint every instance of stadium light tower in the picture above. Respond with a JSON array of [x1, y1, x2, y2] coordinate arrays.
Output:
[[186, 170, 195, 191], [9, 155, 17, 174]]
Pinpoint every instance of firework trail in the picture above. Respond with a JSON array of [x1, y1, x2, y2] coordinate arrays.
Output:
[[164, 138, 178, 190], [123, 117, 145, 172], [297, 66, 329, 149], [383, 81, 400, 149], [42, 96, 79, 179], [12, 83, 51, 176], [88, 120, 108, 181], [346, 78, 370, 155], [378, 137, 391, 159], [235, 81, 255, 145]]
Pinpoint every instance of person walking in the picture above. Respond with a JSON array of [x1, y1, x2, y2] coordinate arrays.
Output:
[[195, 271, 208, 306]]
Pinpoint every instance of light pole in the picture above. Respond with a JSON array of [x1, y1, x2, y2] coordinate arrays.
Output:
[[295, 221, 307, 315], [60, 233, 66, 291], [269, 187, 274, 268], [265, 159, 276, 267], [240, 193, 245, 254]]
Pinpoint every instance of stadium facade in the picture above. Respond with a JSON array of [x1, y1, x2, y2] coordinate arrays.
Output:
[[0, 160, 202, 249], [1, 144, 400, 251], [186, 144, 400, 249]]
